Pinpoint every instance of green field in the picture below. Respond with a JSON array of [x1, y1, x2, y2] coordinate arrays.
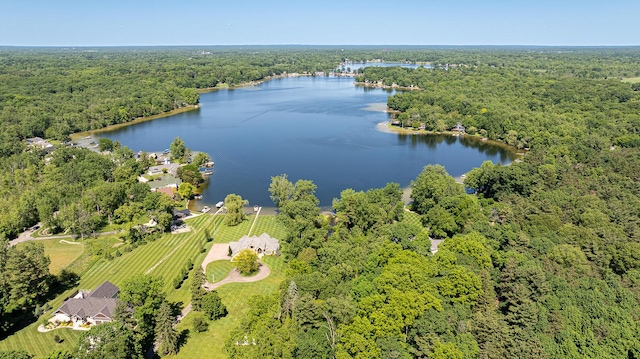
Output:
[[169, 255, 287, 359], [16, 239, 85, 275], [0, 213, 288, 358], [206, 260, 236, 283], [621, 77, 640, 83]]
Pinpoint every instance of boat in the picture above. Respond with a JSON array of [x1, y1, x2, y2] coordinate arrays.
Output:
[[215, 201, 224, 208], [193, 194, 202, 200], [254, 205, 259, 212], [201, 206, 210, 213]]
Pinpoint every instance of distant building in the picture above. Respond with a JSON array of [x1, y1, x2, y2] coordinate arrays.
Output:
[[156, 186, 175, 199], [451, 122, 466, 133], [26, 137, 54, 153], [147, 174, 182, 190], [148, 163, 180, 177], [229, 233, 280, 259]]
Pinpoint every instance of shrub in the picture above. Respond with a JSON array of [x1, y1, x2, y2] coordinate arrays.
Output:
[[192, 316, 208, 332]]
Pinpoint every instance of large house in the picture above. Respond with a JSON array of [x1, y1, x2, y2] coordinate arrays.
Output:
[[148, 163, 180, 177], [229, 233, 280, 259], [26, 137, 54, 153], [52, 281, 119, 326]]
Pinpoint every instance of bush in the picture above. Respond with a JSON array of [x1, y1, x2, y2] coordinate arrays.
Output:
[[192, 316, 208, 332], [54, 334, 62, 343]]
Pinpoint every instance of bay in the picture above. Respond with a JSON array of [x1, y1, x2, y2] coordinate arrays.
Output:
[[97, 76, 516, 208]]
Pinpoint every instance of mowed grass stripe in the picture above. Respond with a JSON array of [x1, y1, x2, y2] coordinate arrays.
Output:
[[0, 325, 83, 356], [0, 215, 286, 358], [247, 216, 288, 239], [168, 255, 287, 359]]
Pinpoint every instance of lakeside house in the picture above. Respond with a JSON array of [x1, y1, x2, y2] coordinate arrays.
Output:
[[156, 186, 175, 199], [51, 281, 119, 327], [26, 137, 54, 153], [229, 233, 280, 259], [148, 163, 180, 177], [147, 174, 182, 190], [451, 122, 466, 133]]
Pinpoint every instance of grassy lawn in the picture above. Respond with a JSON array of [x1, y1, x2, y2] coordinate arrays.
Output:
[[621, 77, 640, 83], [206, 260, 236, 283], [0, 214, 287, 358], [169, 255, 287, 359], [15, 239, 85, 275]]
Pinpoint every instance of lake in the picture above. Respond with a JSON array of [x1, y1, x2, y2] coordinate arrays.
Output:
[[97, 76, 516, 208]]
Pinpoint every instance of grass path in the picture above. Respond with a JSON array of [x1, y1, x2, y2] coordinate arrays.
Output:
[[146, 208, 223, 275]]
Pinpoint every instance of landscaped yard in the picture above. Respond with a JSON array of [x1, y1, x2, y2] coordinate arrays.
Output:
[[16, 239, 85, 275], [0, 213, 287, 358], [206, 260, 236, 283], [168, 255, 287, 359]]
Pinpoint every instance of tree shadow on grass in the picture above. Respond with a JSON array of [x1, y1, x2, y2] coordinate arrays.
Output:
[[177, 329, 190, 351]]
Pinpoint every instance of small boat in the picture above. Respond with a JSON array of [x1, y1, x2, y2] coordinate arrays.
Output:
[[201, 206, 210, 213], [254, 205, 259, 212], [215, 201, 224, 208], [193, 194, 202, 200]]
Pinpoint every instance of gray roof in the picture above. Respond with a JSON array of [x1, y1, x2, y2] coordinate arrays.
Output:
[[229, 233, 280, 257], [148, 163, 180, 176], [88, 281, 119, 298], [148, 174, 182, 190], [56, 297, 117, 320]]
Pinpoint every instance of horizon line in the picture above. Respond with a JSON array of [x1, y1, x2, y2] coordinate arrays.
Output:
[[2, 44, 640, 48]]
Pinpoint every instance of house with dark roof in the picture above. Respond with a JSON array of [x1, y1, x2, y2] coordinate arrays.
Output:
[[51, 281, 119, 327]]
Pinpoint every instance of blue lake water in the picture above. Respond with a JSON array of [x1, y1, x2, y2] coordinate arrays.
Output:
[[97, 76, 515, 208]]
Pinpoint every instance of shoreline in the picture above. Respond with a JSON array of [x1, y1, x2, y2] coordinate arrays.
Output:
[[375, 122, 526, 156], [70, 104, 201, 140], [355, 82, 421, 91]]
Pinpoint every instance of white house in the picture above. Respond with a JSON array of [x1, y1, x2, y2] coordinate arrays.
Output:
[[229, 233, 280, 259]]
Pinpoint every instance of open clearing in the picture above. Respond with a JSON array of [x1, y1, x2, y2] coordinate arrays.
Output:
[[15, 238, 85, 275], [621, 77, 640, 83]]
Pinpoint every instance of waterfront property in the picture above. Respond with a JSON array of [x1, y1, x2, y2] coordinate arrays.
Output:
[[147, 174, 182, 190], [148, 162, 180, 176], [451, 122, 466, 133], [229, 233, 280, 259]]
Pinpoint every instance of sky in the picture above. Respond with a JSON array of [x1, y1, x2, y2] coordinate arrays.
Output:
[[1, 0, 638, 46]]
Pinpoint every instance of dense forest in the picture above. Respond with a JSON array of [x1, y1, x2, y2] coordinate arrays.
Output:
[[1, 47, 640, 358], [224, 49, 640, 358]]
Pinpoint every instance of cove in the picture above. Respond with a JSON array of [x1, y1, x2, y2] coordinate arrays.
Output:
[[96, 76, 517, 208]]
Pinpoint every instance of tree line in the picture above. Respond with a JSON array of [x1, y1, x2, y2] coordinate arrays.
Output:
[[222, 48, 640, 358]]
